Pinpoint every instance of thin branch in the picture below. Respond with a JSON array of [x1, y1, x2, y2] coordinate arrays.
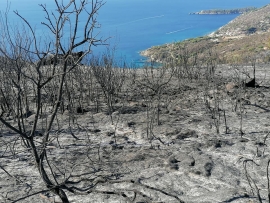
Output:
[[11, 190, 50, 203], [0, 164, 32, 190], [267, 159, 270, 203], [0, 116, 28, 139], [13, 11, 40, 56], [243, 159, 262, 203]]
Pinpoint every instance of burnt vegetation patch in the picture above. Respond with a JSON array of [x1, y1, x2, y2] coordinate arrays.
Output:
[[2, 1, 270, 203]]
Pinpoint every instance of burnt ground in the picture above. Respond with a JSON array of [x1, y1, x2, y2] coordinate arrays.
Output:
[[1, 64, 270, 202]]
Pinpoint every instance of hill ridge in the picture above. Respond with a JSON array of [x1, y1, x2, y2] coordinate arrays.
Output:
[[212, 4, 270, 37], [141, 4, 270, 64]]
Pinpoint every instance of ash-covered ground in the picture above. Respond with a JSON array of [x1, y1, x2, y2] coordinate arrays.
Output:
[[1, 64, 270, 203]]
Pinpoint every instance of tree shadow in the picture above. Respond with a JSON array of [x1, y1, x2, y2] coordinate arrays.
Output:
[[221, 194, 264, 203]]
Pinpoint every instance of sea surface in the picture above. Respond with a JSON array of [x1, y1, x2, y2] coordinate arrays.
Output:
[[1, 0, 270, 65]]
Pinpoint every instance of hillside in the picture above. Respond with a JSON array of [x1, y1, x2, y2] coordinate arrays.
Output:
[[189, 7, 256, 15], [3, 59, 270, 203], [141, 4, 270, 64], [3, 2, 270, 203], [213, 4, 270, 37]]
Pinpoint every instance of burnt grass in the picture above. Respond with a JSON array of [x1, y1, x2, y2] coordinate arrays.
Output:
[[1, 64, 270, 202]]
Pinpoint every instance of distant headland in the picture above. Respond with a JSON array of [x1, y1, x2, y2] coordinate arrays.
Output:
[[189, 7, 257, 15]]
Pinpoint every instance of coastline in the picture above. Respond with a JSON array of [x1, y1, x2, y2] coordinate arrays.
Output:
[[140, 4, 270, 64], [189, 7, 256, 15], [140, 16, 241, 62]]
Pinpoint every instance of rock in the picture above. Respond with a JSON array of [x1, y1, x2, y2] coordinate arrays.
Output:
[[225, 82, 236, 92]]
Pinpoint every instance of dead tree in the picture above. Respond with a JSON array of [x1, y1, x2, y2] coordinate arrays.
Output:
[[91, 52, 126, 124], [131, 62, 175, 144], [0, 1, 104, 202], [0, 1, 185, 203]]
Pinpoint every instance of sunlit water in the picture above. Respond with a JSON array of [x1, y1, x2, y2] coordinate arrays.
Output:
[[0, 0, 269, 65]]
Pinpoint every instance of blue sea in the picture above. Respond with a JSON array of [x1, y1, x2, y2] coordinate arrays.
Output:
[[1, 0, 270, 65]]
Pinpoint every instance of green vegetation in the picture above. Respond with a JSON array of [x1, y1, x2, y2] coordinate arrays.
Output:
[[141, 30, 270, 64], [142, 4, 270, 64], [246, 27, 257, 34]]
